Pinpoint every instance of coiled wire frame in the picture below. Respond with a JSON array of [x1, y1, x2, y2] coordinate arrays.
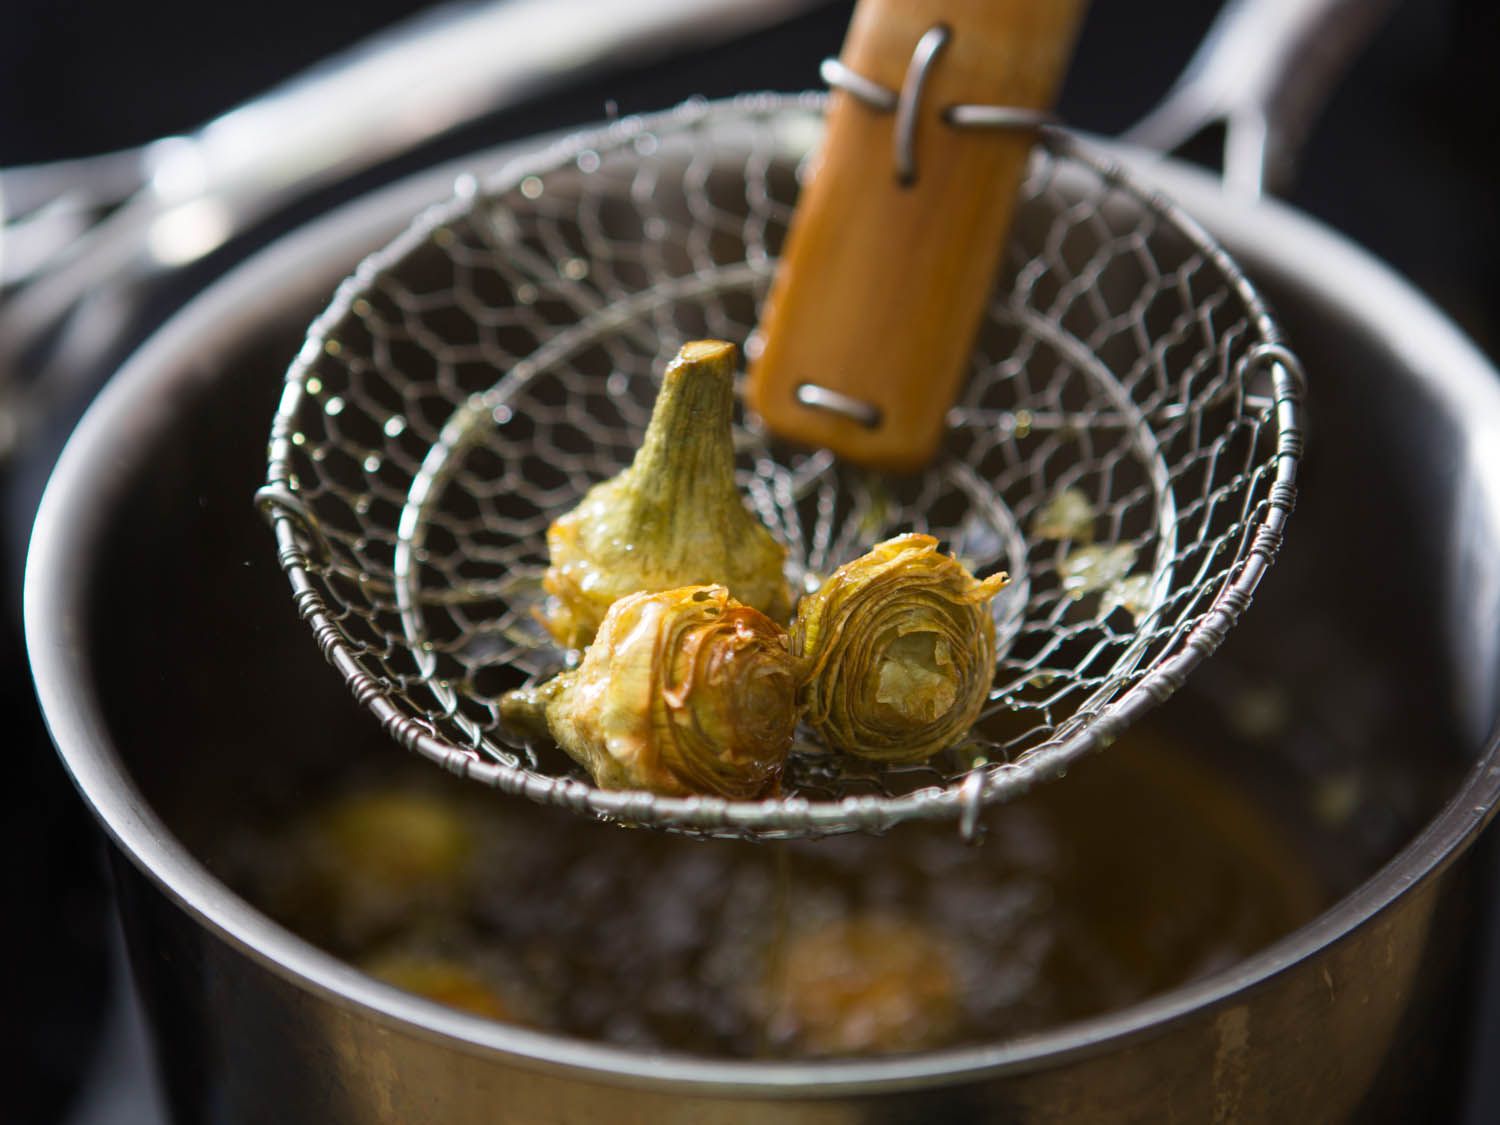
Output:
[[260, 93, 1303, 841]]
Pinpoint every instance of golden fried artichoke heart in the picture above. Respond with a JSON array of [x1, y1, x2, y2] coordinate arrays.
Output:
[[538, 340, 791, 649], [502, 585, 799, 799], [793, 533, 1008, 762]]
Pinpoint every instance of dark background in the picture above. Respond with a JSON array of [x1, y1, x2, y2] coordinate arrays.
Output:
[[2, 1, 1498, 1121]]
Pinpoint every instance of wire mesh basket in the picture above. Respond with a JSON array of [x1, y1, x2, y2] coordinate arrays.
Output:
[[260, 93, 1302, 840]]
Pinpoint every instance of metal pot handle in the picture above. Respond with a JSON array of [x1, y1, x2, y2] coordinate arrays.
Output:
[[1121, 0, 1397, 197], [0, 0, 825, 458]]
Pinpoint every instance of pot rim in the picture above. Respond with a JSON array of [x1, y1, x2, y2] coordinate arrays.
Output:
[[25, 134, 1500, 1096]]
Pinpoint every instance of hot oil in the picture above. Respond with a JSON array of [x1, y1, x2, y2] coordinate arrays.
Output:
[[208, 708, 1343, 1061], [755, 846, 793, 1056]]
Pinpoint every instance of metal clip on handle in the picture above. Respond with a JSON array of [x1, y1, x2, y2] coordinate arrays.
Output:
[[749, 0, 1088, 472], [1122, 0, 1397, 198], [820, 39, 1057, 190]]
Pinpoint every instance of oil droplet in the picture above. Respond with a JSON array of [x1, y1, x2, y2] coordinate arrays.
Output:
[[520, 176, 544, 200], [324, 396, 345, 416], [1312, 772, 1362, 827], [561, 258, 589, 281], [305, 376, 323, 396], [576, 150, 601, 174], [384, 416, 408, 438], [364, 454, 383, 473], [1225, 686, 1291, 744]]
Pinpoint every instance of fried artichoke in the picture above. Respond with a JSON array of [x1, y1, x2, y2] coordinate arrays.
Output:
[[538, 339, 791, 649], [360, 951, 518, 1021], [792, 533, 1008, 762], [265, 789, 477, 951], [758, 914, 962, 1056], [502, 585, 799, 798]]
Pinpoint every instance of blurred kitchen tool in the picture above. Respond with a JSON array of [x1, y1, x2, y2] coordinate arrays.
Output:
[[261, 0, 1308, 839], [0, 0, 825, 458]]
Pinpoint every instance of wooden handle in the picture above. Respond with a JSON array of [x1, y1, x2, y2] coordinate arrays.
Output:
[[748, 0, 1087, 472]]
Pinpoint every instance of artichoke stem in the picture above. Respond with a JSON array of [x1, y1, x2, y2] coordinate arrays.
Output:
[[500, 676, 569, 740], [624, 340, 741, 530]]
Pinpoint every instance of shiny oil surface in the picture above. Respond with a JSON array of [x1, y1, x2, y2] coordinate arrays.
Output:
[[203, 713, 1331, 1059]]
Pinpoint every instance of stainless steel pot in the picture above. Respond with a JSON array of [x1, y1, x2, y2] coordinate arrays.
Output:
[[23, 114, 1500, 1117]]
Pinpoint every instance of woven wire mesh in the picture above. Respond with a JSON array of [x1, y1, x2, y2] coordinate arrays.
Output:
[[261, 93, 1302, 840]]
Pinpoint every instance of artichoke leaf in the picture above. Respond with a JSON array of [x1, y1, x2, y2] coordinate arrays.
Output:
[[538, 340, 791, 649], [792, 534, 1008, 763], [502, 585, 799, 799]]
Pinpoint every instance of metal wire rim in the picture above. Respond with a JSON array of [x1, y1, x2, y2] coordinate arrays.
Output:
[[260, 92, 1303, 840]]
